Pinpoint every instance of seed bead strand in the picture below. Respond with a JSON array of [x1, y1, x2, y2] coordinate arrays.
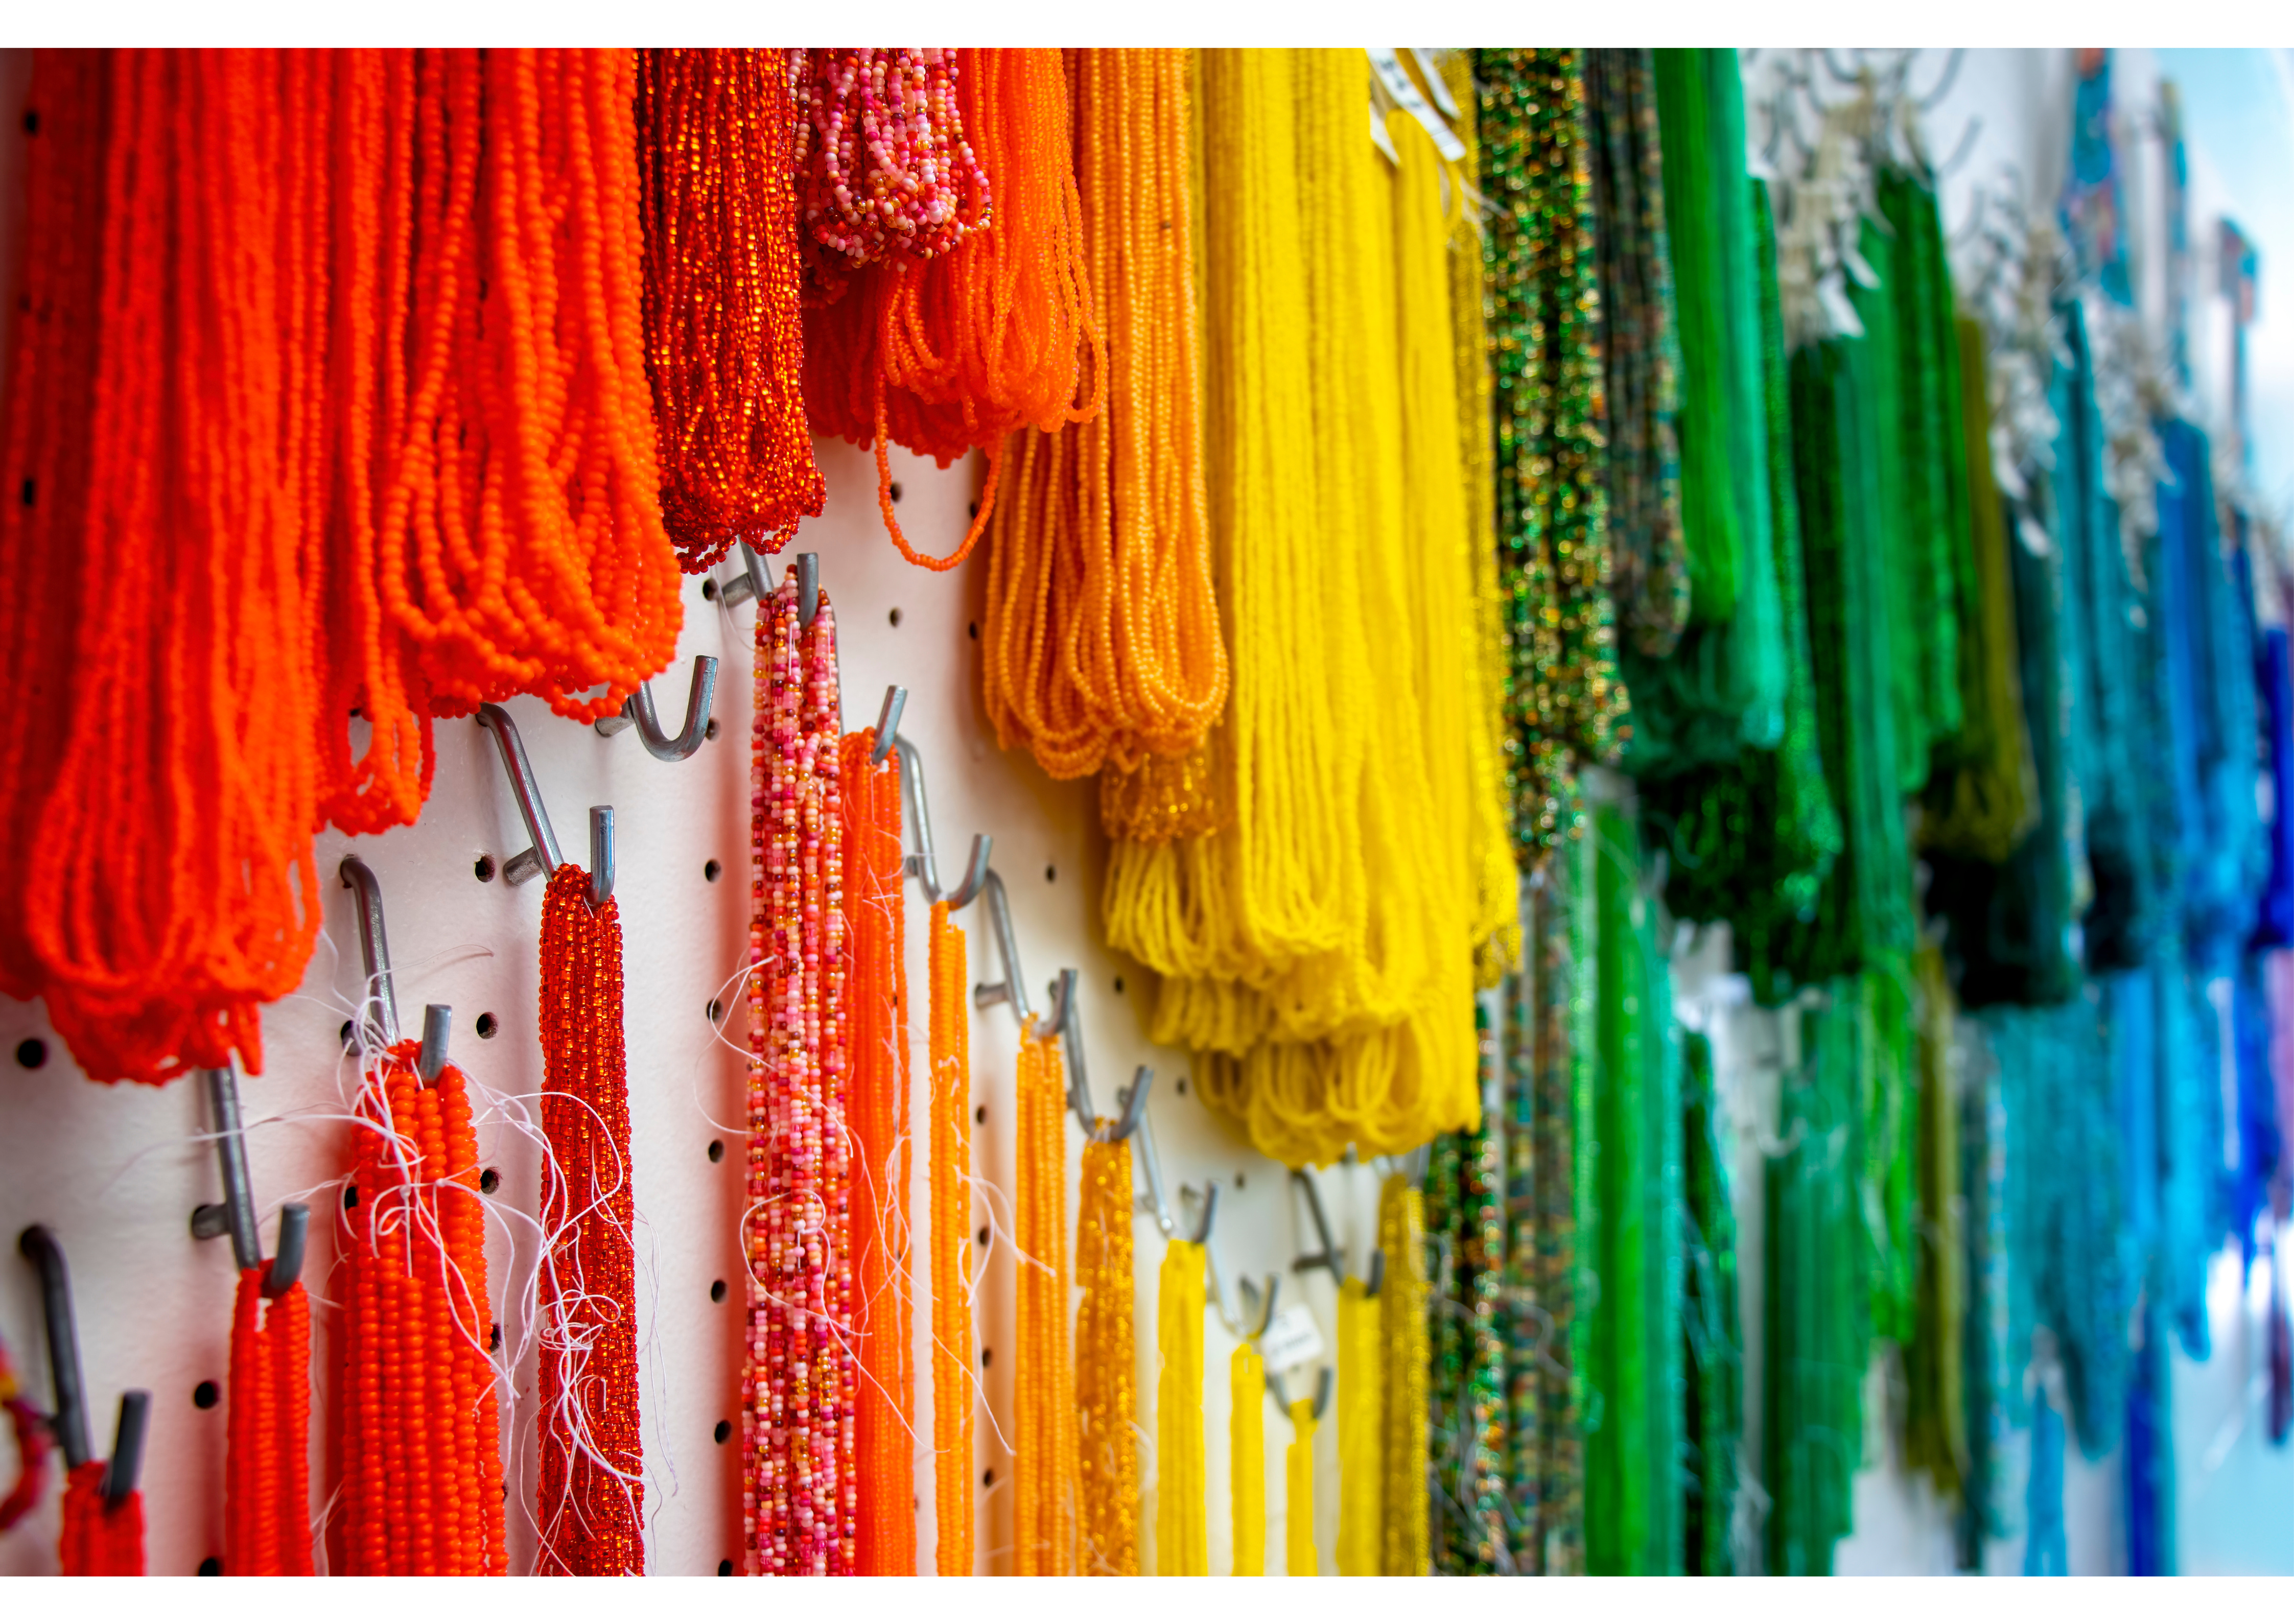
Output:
[[1074, 1134, 1139, 1573], [536, 868, 644, 1575], [1154, 1238, 1209, 1575], [636, 49, 825, 571], [927, 901, 976, 1575]]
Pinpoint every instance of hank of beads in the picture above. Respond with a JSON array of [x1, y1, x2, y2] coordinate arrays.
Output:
[[927, 900, 976, 1576], [225, 1267, 313, 1575], [746, 576, 854, 1575]]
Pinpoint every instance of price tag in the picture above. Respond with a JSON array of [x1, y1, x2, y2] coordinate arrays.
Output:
[[1369, 101, 1399, 167], [1256, 1302, 1326, 1374], [1411, 49, 1462, 121], [1367, 48, 1466, 163]]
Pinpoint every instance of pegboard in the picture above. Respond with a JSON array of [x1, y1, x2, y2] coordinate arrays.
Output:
[[0, 428, 1383, 1578]]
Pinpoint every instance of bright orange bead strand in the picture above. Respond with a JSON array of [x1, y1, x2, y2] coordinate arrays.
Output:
[[57, 1460, 143, 1575], [338, 1042, 505, 1575], [840, 728, 916, 1573], [746, 577, 855, 1574], [0, 50, 325, 1086], [535, 864, 644, 1575], [224, 1266, 313, 1574], [926, 900, 976, 1576], [1074, 1135, 1139, 1573], [982, 49, 1228, 782], [636, 49, 825, 572], [803, 48, 1103, 572], [1012, 1019, 1078, 1574]]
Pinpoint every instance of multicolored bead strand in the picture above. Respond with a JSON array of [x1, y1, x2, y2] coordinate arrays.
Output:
[[537, 867, 644, 1576], [746, 576, 853, 1575]]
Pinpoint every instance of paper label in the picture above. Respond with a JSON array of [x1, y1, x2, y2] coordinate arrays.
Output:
[[1369, 101, 1399, 166], [1367, 48, 1467, 163], [1257, 1302, 1326, 1374], [1412, 48, 1462, 121]]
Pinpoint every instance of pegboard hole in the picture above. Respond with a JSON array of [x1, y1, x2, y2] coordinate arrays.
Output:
[[14, 1037, 45, 1070], [718, 1560, 734, 1576], [488, 1323, 502, 1351], [888, 606, 903, 627], [1235, 1172, 1247, 1189], [968, 620, 978, 641], [1113, 976, 1125, 996], [705, 717, 721, 742], [344, 1184, 360, 1210], [704, 859, 722, 883], [982, 1467, 994, 1487], [476, 1012, 498, 1040], [974, 1104, 986, 1125], [701, 577, 721, 602], [715, 1420, 732, 1445], [198, 1557, 222, 1576], [980, 1347, 993, 1368], [193, 1381, 219, 1410], [976, 1226, 989, 1247], [1045, 865, 1057, 884], [708, 1139, 725, 1164], [339, 1020, 356, 1052], [968, 501, 980, 519], [479, 1167, 500, 1195], [1177, 1077, 1188, 1096], [707, 998, 725, 1025], [474, 855, 496, 883], [710, 1279, 729, 1304], [888, 481, 904, 504]]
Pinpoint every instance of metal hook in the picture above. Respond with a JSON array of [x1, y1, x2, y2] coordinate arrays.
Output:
[[798, 552, 820, 629], [1268, 1366, 1334, 1425], [1135, 1107, 1182, 1238], [338, 855, 401, 1048], [1362, 1247, 1386, 1300], [103, 1390, 150, 1507], [589, 806, 616, 911], [1191, 1182, 1220, 1246], [477, 704, 565, 884], [195, 1065, 263, 1273], [1933, 115, 1984, 183], [1239, 1273, 1281, 1341], [1094, 1065, 1154, 1144], [418, 1002, 453, 1084], [1042, 968, 1096, 1128], [191, 1064, 311, 1295], [1914, 45, 1967, 111], [593, 656, 719, 761], [872, 687, 907, 766], [710, 542, 778, 610], [970, 868, 1032, 1019], [1290, 1168, 1346, 1282], [18, 1225, 89, 1468], [892, 736, 991, 908]]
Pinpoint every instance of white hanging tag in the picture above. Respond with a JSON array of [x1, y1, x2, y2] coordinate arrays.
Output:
[[1257, 1302, 1327, 1375], [1411, 48, 1462, 121], [1367, 49, 1466, 163], [1370, 101, 1399, 168]]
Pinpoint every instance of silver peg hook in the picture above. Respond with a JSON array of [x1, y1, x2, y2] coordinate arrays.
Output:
[[594, 656, 719, 761], [338, 855, 401, 1049], [477, 704, 565, 883]]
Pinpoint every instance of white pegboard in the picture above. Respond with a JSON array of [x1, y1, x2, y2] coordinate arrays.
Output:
[[0, 426, 1383, 1577]]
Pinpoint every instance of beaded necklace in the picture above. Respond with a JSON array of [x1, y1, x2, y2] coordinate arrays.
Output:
[[1334, 1273, 1383, 1574], [57, 1461, 142, 1576], [1582, 806, 1683, 1576], [1376, 1173, 1431, 1575], [840, 729, 913, 1574], [637, 49, 825, 570], [926, 900, 975, 1575], [1229, 1340, 1266, 1575], [1679, 1029, 1742, 1574], [982, 49, 1227, 785], [1584, 50, 1689, 660], [339, 1043, 506, 1575], [1012, 1019, 1076, 1573], [746, 578, 852, 1574], [1282, 1395, 1318, 1575], [0, 50, 682, 1085], [1153, 1239, 1208, 1575], [225, 1264, 313, 1574], [1074, 1136, 1138, 1573], [804, 49, 1102, 573], [1426, 1013, 1505, 1573], [1478, 49, 1626, 862], [1640, 178, 1841, 1002], [536, 864, 644, 1575], [1621, 50, 1785, 779]]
